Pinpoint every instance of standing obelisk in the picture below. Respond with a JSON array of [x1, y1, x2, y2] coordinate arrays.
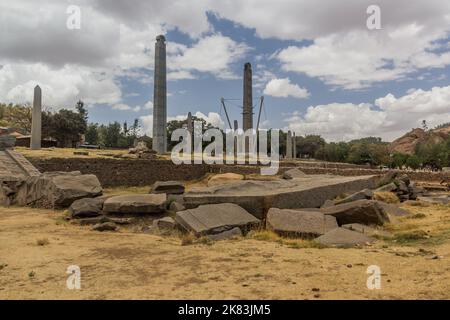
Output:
[[152, 35, 167, 154], [242, 63, 253, 131], [30, 85, 42, 150]]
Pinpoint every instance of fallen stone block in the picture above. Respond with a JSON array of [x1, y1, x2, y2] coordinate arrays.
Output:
[[282, 168, 306, 180], [266, 208, 337, 238], [321, 200, 390, 226], [175, 203, 260, 236], [103, 194, 166, 214], [169, 201, 185, 212], [314, 227, 375, 247], [153, 217, 177, 231], [207, 227, 242, 241], [184, 175, 377, 219], [335, 189, 373, 205], [69, 197, 105, 218], [4, 171, 103, 208], [377, 202, 411, 217], [92, 222, 117, 232], [418, 195, 450, 205], [375, 182, 397, 193], [151, 181, 185, 194]]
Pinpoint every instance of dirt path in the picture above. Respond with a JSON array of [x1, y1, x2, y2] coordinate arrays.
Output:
[[1, 206, 450, 300]]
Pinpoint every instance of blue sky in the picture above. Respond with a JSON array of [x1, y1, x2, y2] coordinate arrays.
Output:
[[1, 0, 450, 141]]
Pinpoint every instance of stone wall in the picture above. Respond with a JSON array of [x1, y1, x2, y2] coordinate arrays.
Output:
[[28, 157, 447, 187]]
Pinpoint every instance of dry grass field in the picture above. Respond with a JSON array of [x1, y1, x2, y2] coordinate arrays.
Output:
[[1, 199, 450, 300]]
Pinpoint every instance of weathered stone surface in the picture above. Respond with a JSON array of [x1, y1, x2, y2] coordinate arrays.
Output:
[[103, 194, 166, 214], [266, 208, 338, 238], [175, 203, 260, 236], [377, 202, 411, 217], [335, 189, 373, 205], [397, 174, 411, 186], [321, 199, 336, 208], [151, 181, 185, 194], [69, 197, 104, 218], [282, 168, 306, 180], [342, 223, 392, 238], [314, 228, 375, 247], [2, 171, 102, 208], [207, 227, 242, 241], [46, 172, 103, 208], [0, 135, 16, 150], [418, 195, 450, 205], [376, 172, 398, 188], [184, 175, 377, 219], [321, 200, 390, 225], [169, 201, 185, 212], [153, 216, 176, 230], [396, 180, 409, 194], [208, 173, 244, 186], [92, 222, 117, 232], [375, 182, 397, 193]]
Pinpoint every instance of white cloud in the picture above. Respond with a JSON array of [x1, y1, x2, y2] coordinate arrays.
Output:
[[0, 63, 121, 108], [285, 85, 450, 141], [169, 34, 250, 79], [263, 78, 309, 99], [194, 111, 225, 129], [140, 114, 153, 136], [144, 101, 154, 109]]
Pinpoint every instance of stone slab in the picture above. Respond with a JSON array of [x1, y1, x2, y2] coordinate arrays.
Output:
[[175, 203, 260, 236], [266, 208, 337, 238], [183, 174, 377, 219], [314, 227, 375, 247], [103, 194, 166, 214]]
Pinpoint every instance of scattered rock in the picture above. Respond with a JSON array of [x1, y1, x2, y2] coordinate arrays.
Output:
[[342, 223, 393, 238], [418, 195, 450, 205], [0, 135, 16, 150], [68, 197, 105, 218], [103, 194, 167, 214], [375, 182, 397, 193], [266, 208, 338, 238], [207, 227, 243, 241], [397, 174, 411, 186], [169, 201, 185, 212], [207, 173, 244, 186], [335, 189, 373, 205], [377, 202, 411, 217], [376, 172, 398, 188], [314, 228, 375, 247], [282, 168, 306, 180], [321, 200, 390, 226], [151, 181, 185, 195], [175, 203, 260, 236], [321, 199, 336, 208], [153, 217, 177, 231], [92, 222, 117, 232], [73, 151, 89, 156]]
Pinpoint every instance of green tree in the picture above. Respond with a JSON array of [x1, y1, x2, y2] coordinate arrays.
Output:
[[85, 123, 99, 145]]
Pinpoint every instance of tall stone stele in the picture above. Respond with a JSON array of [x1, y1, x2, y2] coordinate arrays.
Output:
[[242, 62, 253, 132], [152, 35, 167, 154], [30, 85, 42, 150], [286, 130, 293, 159]]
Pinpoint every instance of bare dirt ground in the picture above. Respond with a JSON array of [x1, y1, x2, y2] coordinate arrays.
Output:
[[1, 201, 450, 300]]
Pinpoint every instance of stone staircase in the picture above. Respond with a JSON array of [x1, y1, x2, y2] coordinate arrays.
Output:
[[0, 149, 40, 177]]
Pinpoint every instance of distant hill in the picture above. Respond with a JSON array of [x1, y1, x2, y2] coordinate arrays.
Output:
[[390, 126, 450, 155]]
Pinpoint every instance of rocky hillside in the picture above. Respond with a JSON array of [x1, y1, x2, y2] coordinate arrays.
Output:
[[390, 127, 450, 155]]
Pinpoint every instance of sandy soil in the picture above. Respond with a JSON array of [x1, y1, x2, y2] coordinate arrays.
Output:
[[1, 203, 450, 300]]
